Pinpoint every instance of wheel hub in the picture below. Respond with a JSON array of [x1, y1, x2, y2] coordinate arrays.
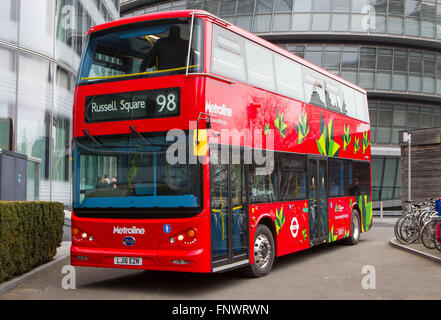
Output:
[[254, 234, 271, 269]]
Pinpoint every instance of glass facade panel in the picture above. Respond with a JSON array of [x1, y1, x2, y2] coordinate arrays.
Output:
[[253, 14, 272, 32], [16, 53, 53, 201], [0, 46, 16, 150], [294, 0, 312, 12], [274, 0, 292, 13], [218, 0, 236, 16], [236, 15, 252, 31], [272, 14, 291, 32], [20, 0, 55, 57], [237, 0, 254, 14], [292, 13, 311, 31], [376, 127, 392, 144], [331, 14, 349, 31], [314, 0, 331, 12], [0, 0, 18, 44], [388, 16, 404, 34], [312, 13, 330, 31]]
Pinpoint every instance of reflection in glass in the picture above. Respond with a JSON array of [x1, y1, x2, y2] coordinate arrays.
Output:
[[292, 13, 311, 31], [17, 53, 53, 201], [312, 13, 330, 31], [272, 14, 291, 32], [332, 14, 349, 31], [0, 0, 18, 44], [20, 0, 55, 57]]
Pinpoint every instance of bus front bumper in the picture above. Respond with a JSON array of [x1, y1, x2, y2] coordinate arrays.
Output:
[[71, 245, 211, 273]]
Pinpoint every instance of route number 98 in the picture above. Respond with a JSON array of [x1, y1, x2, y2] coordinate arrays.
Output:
[[156, 93, 177, 112]]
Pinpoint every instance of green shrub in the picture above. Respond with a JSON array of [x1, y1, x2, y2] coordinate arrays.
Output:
[[0, 202, 64, 283]]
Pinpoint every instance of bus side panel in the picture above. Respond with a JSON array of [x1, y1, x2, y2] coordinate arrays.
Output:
[[328, 196, 354, 242], [249, 201, 310, 260]]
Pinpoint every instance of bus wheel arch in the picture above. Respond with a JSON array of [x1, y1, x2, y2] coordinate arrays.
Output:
[[258, 217, 277, 248]]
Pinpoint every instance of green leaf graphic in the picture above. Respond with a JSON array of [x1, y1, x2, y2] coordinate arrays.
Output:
[[295, 112, 310, 144], [275, 207, 286, 234]]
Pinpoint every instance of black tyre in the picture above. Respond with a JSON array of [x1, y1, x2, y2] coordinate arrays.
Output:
[[398, 215, 419, 244], [421, 219, 437, 249], [245, 224, 275, 278], [343, 209, 360, 245], [434, 221, 441, 252]]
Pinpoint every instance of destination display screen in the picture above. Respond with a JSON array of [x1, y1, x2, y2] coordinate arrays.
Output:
[[84, 88, 180, 123]]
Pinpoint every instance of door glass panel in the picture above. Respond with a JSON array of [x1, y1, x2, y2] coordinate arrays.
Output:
[[231, 148, 247, 254], [210, 149, 229, 260], [318, 160, 328, 238], [309, 159, 328, 240], [309, 160, 319, 239]]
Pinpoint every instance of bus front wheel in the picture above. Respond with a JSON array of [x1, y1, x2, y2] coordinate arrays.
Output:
[[343, 209, 361, 245], [245, 224, 275, 278]]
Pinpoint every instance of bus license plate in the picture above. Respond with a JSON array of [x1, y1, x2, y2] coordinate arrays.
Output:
[[114, 257, 142, 266]]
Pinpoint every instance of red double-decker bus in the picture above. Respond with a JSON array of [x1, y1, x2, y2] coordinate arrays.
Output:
[[71, 10, 372, 277]]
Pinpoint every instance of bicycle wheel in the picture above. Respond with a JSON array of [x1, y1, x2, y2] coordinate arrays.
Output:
[[434, 222, 441, 252], [394, 216, 406, 243], [421, 219, 437, 249], [398, 215, 419, 244]]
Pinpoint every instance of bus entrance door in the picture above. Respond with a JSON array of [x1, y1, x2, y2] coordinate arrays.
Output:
[[210, 147, 249, 272], [308, 157, 329, 245]]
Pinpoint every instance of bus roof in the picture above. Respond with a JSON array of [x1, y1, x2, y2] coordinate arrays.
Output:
[[88, 10, 367, 95]]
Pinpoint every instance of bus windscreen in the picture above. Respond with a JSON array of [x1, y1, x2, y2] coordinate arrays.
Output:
[[78, 18, 204, 84], [73, 133, 201, 210]]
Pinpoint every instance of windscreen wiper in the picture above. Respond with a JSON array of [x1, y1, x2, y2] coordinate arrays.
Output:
[[83, 129, 102, 145], [129, 126, 170, 147]]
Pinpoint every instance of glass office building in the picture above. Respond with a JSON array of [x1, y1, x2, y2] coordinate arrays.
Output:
[[0, 0, 120, 207], [121, 0, 441, 209]]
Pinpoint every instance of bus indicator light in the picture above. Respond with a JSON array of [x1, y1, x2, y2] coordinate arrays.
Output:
[[187, 229, 196, 237]]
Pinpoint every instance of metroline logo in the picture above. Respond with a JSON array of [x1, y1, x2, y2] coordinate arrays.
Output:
[[205, 101, 233, 117], [113, 226, 145, 235]]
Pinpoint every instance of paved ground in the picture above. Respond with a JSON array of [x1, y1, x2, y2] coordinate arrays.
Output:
[[1, 218, 441, 300]]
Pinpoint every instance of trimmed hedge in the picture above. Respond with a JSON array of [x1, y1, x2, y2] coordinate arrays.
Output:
[[0, 202, 64, 283]]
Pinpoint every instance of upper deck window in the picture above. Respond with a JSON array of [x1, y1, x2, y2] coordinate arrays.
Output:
[[78, 18, 204, 84], [210, 24, 369, 123]]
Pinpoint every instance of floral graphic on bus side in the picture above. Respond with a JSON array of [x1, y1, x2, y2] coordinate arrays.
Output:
[[354, 137, 360, 154], [302, 228, 308, 241], [264, 123, 270, 136], [362, 132, 370, 154], [275, 207, 286, 235], [343, 125, 351, 151], [274, 110, 288, 138], [295, 112, 310, 144], [329, 225, 338, 242], [317, 113, 340, 157]]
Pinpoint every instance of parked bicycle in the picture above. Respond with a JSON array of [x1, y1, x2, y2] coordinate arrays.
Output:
[[394, 198, 441, 250]]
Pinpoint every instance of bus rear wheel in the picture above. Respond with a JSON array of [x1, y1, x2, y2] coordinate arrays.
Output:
[[343, 209, 360, 245], [245, 224, 275, 278]]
